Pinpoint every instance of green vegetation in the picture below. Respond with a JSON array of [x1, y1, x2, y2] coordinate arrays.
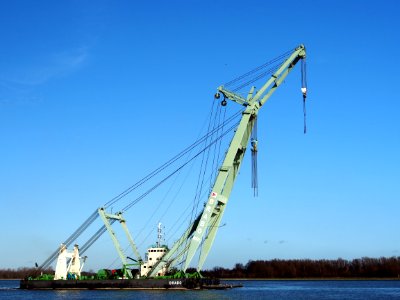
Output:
[[201, 257, 400, 279], [0, 268, 95, 280], [0, 268, 51, 279], [2, 257, 400, 279]]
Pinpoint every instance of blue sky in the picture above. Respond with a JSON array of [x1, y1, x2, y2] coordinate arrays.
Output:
[[1, 0, 399, 271]]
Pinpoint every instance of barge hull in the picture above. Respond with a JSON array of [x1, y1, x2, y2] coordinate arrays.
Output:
[[20, 278, 222, 290]]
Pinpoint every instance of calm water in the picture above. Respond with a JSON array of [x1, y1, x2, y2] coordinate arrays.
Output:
[[2, 279, 400, 300]]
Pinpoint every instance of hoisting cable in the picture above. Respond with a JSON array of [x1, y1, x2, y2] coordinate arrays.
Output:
[[184, 95, 222, 256], [190, 95, 220, 224], [167, 242, 192, 269], [209, 96, 224, 190], [165, 202, 193, 244], [165, 168, 215, 245], [251, 116, 258, 197], [134, 107, 241, 246], [43, 109, 243, 262], [121, 121, 240, 212], [301, 58, 308, 134], [80, 219, 117, 255], [135, 145, 204, 245], [39, 209, 99, 269], [133, 130, 234, 269], [213, 102, 227, 187], [103, 109, 243, 209], [231, 63, 282, 92], [134, 172, 186, 243], [224, 48, 295, 89]]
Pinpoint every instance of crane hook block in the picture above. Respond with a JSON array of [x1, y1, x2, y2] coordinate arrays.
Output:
[[214, 92, 221, 99], [301, 87, 307, 98], [221, 99, 227, 106]]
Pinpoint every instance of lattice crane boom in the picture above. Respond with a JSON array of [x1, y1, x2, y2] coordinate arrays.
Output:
[[149, 44, 307, 276]]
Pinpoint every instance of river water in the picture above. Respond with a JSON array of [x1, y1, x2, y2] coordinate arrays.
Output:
[[2, 279, 400, 299]]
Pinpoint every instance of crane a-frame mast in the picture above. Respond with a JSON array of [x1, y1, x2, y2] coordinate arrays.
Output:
[[148, 44, 306, 276]]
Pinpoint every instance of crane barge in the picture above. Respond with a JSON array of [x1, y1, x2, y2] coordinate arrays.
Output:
[[20, 44, 307, 290]]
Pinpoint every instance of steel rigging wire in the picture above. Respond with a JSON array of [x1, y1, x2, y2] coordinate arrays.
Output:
[[223, 48, 295, 92], [184, 96, 224, 261], [301, 57, 308, 134], [39, 210, 99, 269], [132, 107, 241, 250], [39, 110, 242, 269], [40, 47, 303, 270], [121, 121, 240, 212], [74, 120, 241, 257], [103, 109, 243, 209], [189, 94, 227, 227], [190, 96, 219, 225]]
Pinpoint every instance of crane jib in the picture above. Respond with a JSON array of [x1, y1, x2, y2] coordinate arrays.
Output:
[[39, 45, 307, 278]]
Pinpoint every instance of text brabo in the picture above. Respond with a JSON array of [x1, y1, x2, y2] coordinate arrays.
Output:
[[192, 192, 217, 242]]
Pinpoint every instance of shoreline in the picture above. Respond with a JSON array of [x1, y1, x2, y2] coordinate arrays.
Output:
[[2, 278, 400, 281], [222, 278, 400, 281]]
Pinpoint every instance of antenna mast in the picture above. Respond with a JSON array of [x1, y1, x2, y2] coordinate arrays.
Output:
[[157, 222, 164, 247]]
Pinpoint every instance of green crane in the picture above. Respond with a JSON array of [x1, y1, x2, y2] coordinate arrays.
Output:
[[98, 208, 143, 278], [37, 45, 307, 278], [148, 44, 307, 276]]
